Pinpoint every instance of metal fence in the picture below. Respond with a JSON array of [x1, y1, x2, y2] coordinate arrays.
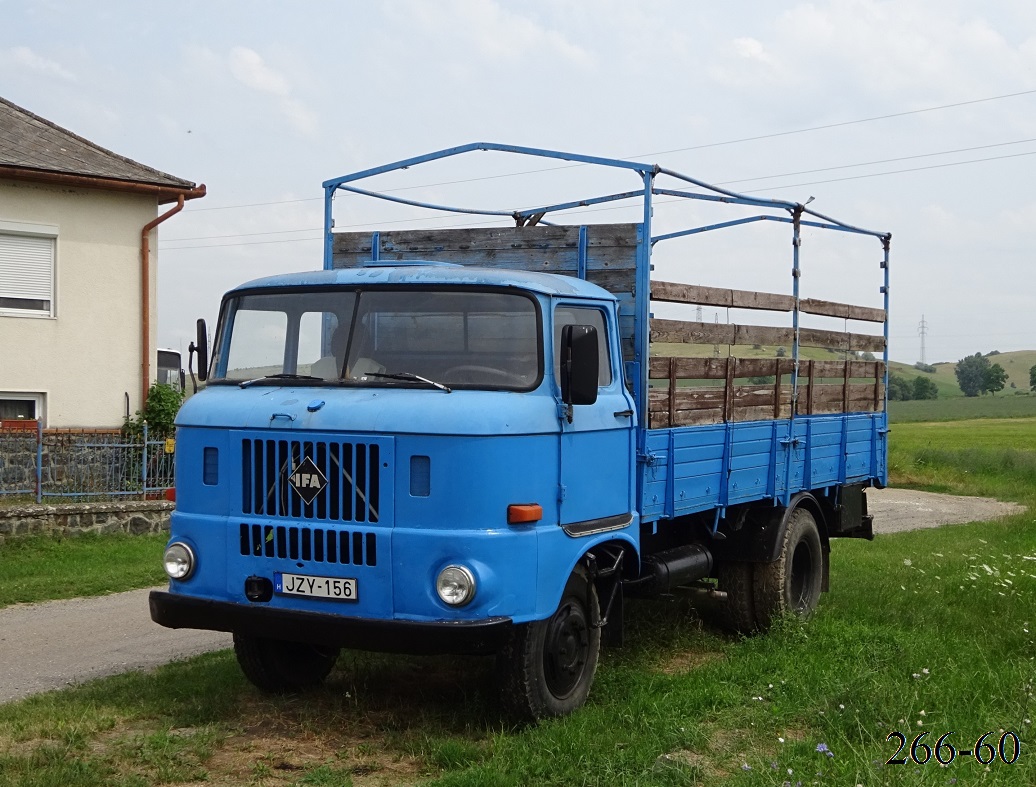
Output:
[[0, 422, 175, 503]]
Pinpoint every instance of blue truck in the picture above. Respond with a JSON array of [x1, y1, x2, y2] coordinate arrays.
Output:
[[151, 144, 891, 721]]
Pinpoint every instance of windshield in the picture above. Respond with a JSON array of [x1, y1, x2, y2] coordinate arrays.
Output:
[[210, 287, 542, 391]]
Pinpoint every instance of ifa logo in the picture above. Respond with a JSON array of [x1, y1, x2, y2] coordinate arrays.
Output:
[[288, 457, 327, 504]]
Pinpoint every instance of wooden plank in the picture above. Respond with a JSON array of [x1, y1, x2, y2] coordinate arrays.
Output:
[[805, 360, 816, 415], [672, 409, 725, 427], [648, 356, 731, 380], [650, 319, 735, 345], [852, 360, 885, 378], [797, 327, 885, 353], [667, 357, 677, 429], [733, 404, 790, 422], [799, 298, 886, 323], [333, 224, 640, 255], [651, 319, 884, 353], [733, 358, 797, 378], [724, 359, 735, 421], [734, 324, 795, 347], [651, 281, 795, 312], [652, 282, 884, 322]]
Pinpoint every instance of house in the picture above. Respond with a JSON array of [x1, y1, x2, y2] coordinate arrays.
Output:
[[0, 96, 204, 428]]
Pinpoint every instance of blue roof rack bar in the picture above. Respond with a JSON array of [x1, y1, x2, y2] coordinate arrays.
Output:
[[652, 215, 791, 245], [324, 143, 889, 257], [334, 184, 516, 218]]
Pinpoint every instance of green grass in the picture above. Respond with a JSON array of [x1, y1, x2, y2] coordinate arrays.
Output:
[[0, 533, 167, 608], [890, 394, 1036, 423], [2, 419, 1035, 785]]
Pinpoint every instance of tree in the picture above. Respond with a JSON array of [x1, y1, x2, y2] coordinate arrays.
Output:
[[1030, 364, 1036, 392], [984, 363, 1008, 396], [955, 353, 991, 397], [912, 376, 939, 400], [888, 373, 912, 401]]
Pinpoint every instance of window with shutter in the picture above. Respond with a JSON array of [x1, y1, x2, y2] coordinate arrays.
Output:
[[0, 230, 55, 316]]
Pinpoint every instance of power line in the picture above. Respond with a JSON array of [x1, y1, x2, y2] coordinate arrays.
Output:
[[181, 88, 1036, 213], [716, 138, 1036, 186], [159, 145, 1036, 250], [643, 88, 1036, 157]]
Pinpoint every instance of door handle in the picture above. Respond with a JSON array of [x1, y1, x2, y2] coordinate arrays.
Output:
[[613, 409, 633, 418]]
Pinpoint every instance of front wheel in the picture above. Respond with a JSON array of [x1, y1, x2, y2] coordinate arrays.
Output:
[[233, 634, 340, 693], [496, 564, 601, 722]]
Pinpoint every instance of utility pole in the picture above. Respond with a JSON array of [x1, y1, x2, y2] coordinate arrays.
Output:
[[917, 315, 928, 365]]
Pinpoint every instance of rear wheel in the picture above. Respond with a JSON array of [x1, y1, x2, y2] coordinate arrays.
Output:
[[752, 507, 824, 630], [233, 634, 340, 693], [497, 564, 601, 721], [716, 560, 757, 634]]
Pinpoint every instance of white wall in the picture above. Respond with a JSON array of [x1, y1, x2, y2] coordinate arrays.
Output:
[[0, 178, 162, 427]]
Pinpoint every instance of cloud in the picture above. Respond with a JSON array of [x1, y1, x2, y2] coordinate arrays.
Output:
[[4, 46, 77, 81], [223, 46, 317, 135], [732, 37, 770, 62], [399, 0, 592, 67], [228, 46, 290, 97], [708, 0, 1036, 107]]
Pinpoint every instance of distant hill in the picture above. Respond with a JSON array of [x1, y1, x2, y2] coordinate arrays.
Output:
[[890, 350, 1036, 397]]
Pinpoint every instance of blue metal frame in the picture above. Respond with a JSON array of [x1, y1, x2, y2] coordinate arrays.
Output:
[[323, 143, 893, 437]]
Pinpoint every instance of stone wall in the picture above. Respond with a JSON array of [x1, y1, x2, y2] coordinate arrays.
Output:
[[0, 500, 172, 541]]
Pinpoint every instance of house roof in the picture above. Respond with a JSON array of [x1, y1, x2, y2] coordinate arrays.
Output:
[[0, 95, 202, 200]]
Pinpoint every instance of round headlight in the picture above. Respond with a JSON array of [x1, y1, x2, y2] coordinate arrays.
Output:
[[436, 565, 476, 607], [163, 542, 195, 580]]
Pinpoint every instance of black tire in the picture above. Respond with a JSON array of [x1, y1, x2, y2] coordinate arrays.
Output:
[[752, 506, 824, 631], [496, 565, 601, 722], [716, 560, 758, 634], [233, 633, 340, 693]]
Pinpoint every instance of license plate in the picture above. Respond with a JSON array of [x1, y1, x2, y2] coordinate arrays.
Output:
[[274, 572, 358, 601]]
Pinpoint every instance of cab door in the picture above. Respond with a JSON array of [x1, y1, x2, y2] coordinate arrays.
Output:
[[554, 303, 636, 531]]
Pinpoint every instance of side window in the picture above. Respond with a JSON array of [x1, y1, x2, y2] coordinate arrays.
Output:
[[0, 224, 56, 317], [554, 306, 612, 387]]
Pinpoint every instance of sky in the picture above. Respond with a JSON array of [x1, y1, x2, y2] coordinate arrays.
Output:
[[3, 0, 1035, 366]]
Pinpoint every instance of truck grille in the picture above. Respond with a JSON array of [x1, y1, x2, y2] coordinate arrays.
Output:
[[241, 438, 381, 523], [239, 523, 377, 566]]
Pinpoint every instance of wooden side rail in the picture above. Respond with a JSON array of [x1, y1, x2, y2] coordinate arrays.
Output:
[[650, 318, 886, 354], [647, 357, 885, 428], [651, 280, 887, 323]]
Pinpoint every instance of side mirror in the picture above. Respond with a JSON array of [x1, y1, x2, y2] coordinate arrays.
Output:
[[188, 318, 208, 390], [560, 324, 599, 408]]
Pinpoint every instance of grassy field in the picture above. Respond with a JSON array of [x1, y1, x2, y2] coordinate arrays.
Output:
[[1, 420, 1034, 785], [889, 393, 1036, 423], [0, 533, 167, 608]]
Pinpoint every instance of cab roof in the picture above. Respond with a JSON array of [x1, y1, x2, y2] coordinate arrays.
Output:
[[229, 263, 617, 300]]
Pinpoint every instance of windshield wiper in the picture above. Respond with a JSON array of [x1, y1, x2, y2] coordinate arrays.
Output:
[[366, 371, 452, 393], [239, 373, 324, 389]]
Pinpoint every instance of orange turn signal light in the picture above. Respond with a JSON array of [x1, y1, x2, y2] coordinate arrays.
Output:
[[507, 503, 543, 524]]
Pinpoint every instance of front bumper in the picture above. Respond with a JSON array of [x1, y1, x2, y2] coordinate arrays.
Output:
[[149, 591, 513, 655]]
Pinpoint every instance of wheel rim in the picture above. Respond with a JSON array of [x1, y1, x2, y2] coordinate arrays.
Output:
[[789, 539, 816, 610], [543, 599, 590, 699]]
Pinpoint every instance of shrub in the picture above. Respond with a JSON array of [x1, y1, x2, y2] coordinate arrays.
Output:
[[123, 382, 184, 440]]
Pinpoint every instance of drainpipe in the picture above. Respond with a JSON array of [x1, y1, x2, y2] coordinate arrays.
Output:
[[140, 185, 207, 408]]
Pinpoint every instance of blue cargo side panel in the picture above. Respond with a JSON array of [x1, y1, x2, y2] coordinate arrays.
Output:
[[641, 412, 885, 523], [726, 421, 781, 506]]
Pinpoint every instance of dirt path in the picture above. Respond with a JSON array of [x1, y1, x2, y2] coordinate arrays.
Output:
[[0, 489, 1026, 705], [867, 487, 1024, 534], [0, 588, 230, 704]]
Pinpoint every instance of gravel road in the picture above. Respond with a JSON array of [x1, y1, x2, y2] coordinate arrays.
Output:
[[0, 489, 1025, 705]]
